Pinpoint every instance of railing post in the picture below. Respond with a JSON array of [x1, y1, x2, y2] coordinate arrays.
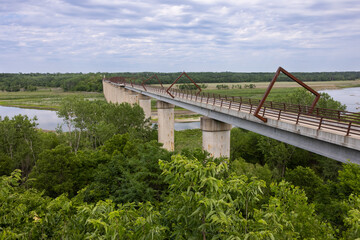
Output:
[[278, 110, 282, 120], [346, 122, 352, 136], [296, 112, 300, 124], [318, 117, 323, 129]]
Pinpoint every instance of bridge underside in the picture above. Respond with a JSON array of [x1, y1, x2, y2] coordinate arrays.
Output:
[[127, 86, 360, 164]]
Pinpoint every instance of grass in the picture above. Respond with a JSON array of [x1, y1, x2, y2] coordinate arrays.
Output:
[[174, 129, 202, 151], [0, 88, 105, 110]]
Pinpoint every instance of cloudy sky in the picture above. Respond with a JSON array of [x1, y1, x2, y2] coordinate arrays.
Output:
[[1, 0, 359, 73]]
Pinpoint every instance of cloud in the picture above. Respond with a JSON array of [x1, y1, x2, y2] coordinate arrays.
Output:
[[0, 0, 359, 72]]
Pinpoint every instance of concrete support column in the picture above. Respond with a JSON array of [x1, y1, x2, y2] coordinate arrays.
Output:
[[109, 82, 116, 103], [111, 83, 117, 103], [157, 101, 175, 151], [117, 87, 125, 104], [201, 117, 231, 158], [114, 86, 121, 104], [139, 95, 152, 119], [128, 91, 139, 105], [123, 89, 131, 103]]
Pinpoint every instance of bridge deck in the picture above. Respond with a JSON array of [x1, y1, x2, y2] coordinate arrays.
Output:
[[104, 80, 360, 163]]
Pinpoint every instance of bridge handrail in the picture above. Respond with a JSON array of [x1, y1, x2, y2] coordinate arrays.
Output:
[[104, 78, 360, 137]]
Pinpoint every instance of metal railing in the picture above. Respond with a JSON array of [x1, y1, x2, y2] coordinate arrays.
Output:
[[104, 78, 360, 138]]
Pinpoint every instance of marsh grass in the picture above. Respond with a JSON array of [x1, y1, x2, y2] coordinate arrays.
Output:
[[174, 129, 202, 151], [0, 88, 104, 110]]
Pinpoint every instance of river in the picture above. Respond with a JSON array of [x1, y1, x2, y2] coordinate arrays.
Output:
[[319, 87, 360, 112], [0, 105, 200, 131], [0, 87, 358, 131]]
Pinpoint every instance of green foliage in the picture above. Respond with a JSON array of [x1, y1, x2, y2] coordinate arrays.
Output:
[[231, 158, 273, 186], [230, 128, 264, 164], [278, 88, 346, 111], [232, 84, 242, 89], [174, 128, 202, 151], [29, 144, 78, 198], [216, 84, 229, 89], [112, 71, 360, 84], [342, 194, 360, 239], [0, 170, 166, 239], [251, 181, 335, 239], [177, 83, 207, 90], [0, 72, 103, 92], [244, 83, 256, 88], [285, 166, 324, 201], [0, 115, 41, 178], [0, 170, 49, 239], [338, 162, 360, 196], [83, 134, 171, 204], [57, 96, 155, 151], [160, 155, 266, 239]]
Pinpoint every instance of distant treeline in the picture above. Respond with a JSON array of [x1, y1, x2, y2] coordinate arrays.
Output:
[[1, 71, 360, 92], [0, 73, 103, 92]]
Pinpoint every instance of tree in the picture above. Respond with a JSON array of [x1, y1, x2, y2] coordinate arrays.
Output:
[[57, 96, 154, 152], [258, 137, 297, 178], [159, 154, 266, 239], [83, 134, 171, 204], [29, 144, 78, 198], [0, 115, 40, 178], [250, 181, 335, 239], [285, 166, 324, 201], [278, 88, 346, 111]]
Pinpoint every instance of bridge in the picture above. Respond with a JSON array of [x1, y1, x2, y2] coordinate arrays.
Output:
[[102, 74, 360, 164]]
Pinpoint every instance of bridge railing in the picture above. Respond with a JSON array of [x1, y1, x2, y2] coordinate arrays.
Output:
[[104, 79, 360, 137]]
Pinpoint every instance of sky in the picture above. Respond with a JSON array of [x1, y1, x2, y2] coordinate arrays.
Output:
[[0, 0, 359, 73]]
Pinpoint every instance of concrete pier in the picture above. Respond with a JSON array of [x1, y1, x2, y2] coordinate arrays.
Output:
[[128, 91, 139, 105], [201, 117, 231, 158], [157, 101, 175, 151], [139, 95, 152, 119], [123, 89, 131, 103], [116, 87, 125, 104]]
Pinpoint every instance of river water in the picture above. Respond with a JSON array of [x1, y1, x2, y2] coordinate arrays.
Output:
[[319, 87, 360, 112], [0, 87, 358, 131], [0, 105, 200, 131]]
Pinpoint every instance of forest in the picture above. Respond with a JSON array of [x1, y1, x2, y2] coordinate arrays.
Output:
[[1, 71, 360, 92], [1, 89, 360, 239]]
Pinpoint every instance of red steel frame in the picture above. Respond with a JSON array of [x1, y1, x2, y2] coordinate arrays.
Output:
[[254, 67, 320, 122], [166, 72, 202, 98], [142, 74, 163, 91]]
